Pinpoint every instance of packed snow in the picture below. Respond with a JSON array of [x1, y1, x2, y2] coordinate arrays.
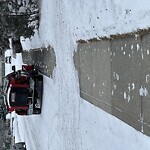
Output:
[[6, 0, 150, 149]]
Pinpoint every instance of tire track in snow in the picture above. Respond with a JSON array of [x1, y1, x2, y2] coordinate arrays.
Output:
[[54, 0, 80, 149]]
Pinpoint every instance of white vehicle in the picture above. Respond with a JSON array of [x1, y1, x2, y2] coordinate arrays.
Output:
[[5, 49, 12, 64]]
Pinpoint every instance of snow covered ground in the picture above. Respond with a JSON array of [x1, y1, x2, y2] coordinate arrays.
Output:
[[9, 0, 150, 149]]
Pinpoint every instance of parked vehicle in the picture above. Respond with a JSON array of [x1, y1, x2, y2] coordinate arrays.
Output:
[[3, 65, 43, 115]]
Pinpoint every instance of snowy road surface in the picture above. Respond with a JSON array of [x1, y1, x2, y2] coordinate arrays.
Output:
[[11, 0, 150, 150]]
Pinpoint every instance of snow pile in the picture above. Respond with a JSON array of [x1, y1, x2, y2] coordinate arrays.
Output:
[[65, 0, 150, 40], [13, 0, 150, 150]]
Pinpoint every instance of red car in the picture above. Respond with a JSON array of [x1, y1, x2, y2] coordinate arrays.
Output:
[[3, 65, 43, 115]]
